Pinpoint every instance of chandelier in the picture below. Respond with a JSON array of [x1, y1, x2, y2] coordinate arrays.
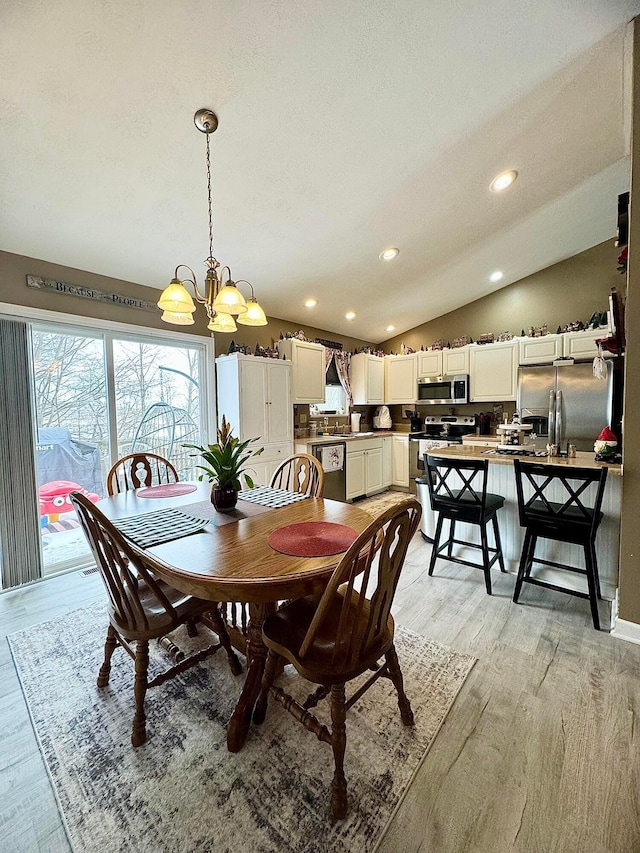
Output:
[[157, 108, 267, 332]]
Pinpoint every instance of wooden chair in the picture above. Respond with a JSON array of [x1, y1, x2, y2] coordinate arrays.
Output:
[[425, 454, 506, 595], [69, 491, 242, 747], [253, 498, 421, 820], [269, 453, 325, 497], [513, 460, 609, 629], [106, 452, 179, 496]]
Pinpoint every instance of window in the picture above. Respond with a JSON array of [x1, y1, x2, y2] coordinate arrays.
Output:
[[310, 383, 347, 415]]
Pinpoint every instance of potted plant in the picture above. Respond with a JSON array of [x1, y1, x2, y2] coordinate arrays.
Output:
[[185, 416, 263, 512]]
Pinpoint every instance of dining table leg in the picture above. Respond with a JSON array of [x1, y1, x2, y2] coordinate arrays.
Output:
[[227, 600, 275, 752]]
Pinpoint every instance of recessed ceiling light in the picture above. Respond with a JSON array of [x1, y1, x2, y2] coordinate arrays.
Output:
[[345, 311, 356, 320], [304, 298, 317, 308], [379, 247, 400, 261], [489, 270, 504, 282], [385, 325, 395, 332], [490, 170, 518, 192]]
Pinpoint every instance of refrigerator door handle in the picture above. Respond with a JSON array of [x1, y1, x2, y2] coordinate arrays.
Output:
[[548, 390, 555, 445], [556, 389, 563, 446]]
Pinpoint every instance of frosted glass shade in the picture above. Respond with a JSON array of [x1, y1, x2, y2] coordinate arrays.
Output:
[[157, 280, 196, 314], [207, 312, 237, 332], [237, 298, 268, 326], [212, 283, 248, 315], [161, 310, 195, 325]]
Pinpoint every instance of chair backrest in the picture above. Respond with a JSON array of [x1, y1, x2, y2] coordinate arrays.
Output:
[[106, 452, 179, 496], [513, 460, 608, 536], [70, 491, 179, 634], [269, 453, 325, 497], [425, 454, 489, 511], [299, 498, 421, 668]]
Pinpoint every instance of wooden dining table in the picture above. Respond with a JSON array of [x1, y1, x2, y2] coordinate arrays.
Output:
[[97, 483, 375, 752]]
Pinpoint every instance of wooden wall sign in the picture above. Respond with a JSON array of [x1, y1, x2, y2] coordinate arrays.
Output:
[[26, 275, 160, 313]]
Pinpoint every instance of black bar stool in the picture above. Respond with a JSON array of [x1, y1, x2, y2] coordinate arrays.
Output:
[[425, 454, 506, 595], [512, 459, 609, 630]]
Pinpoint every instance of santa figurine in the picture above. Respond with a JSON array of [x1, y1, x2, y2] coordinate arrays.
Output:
[[594, 426, 618, 459]]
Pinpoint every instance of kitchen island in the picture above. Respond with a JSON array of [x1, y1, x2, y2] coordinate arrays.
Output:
[[419, 445, 622, 600]]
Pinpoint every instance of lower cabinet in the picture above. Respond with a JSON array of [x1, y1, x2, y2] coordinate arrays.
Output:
[[391, 435, 409, 487], [346, 438, 384, 500], [382, 436, 392, 487], [244, 443, 291, 487]]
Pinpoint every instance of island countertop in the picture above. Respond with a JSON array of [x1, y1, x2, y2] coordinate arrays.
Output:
[[426, 444, 621, 475]]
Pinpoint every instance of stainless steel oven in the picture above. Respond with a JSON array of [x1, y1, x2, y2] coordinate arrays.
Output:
[[408, 416, 476, 495]]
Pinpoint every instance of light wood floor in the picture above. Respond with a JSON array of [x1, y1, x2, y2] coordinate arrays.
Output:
[[2, 536, 640, 853]]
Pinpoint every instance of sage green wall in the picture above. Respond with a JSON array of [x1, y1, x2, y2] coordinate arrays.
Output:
[[381, 240, 619, 353], [0, 250, 373, 353], [617, 21, 640, 628]]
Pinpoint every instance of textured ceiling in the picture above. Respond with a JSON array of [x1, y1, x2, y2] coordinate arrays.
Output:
[[0, 1, 638, 342]]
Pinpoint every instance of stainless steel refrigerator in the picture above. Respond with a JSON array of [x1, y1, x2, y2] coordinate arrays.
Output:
[[517, 361, 613, 452]]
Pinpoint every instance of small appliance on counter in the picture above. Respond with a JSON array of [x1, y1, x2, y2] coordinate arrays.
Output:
[[350, 412, 362, 434], [373, 405, 392, 430], [405, 409, 423, 433]]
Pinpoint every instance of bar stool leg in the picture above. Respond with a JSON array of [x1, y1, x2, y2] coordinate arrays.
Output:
[[447, 520, 456, 558], [428, 514, 444, 576], [492, 515, 506, 573], [480, 521, 492, 595], [583, 543, 601, 631], [513, 528, 533, 603]]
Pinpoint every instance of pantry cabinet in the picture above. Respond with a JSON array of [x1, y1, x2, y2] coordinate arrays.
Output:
[[276, 338, 326, 404], [215, 353, 293, 486], [469, 341, 518, 402], [350, 353, 385, 405]]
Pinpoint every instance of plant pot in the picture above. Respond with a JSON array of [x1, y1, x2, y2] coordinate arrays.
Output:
[[210, 484, 238, 513]]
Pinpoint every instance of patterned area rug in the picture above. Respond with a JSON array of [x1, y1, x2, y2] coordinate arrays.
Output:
[[354, 490, 415, 518], [9, 603, 474, 853]]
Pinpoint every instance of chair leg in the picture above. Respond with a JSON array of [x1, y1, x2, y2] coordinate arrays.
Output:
[[513, 529, 533, 603], [480, 521, 492, 595], [492, 515, 506, 573], [428, 514, 444, 576], [132, 640, 149, 747], [208, 606, 243, 676], [97, 625, 118, 688], [185, 617, 199, 638], [447, 520, 456, 557], [329, 683, 348, 821], [385, 644, 414, 726], [253, 649, 281, 724], [584, 544, 601, 631]]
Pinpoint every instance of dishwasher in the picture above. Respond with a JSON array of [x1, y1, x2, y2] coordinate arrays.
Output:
[[312, 442, 346, 501]]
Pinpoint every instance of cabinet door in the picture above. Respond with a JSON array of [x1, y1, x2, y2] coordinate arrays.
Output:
[[346, 450, 366, 500], [417, 350, 442, 378], [443, 347, 469, 375], [469, 343, 518, 402], [385, 355, 417, 404], [519, 335, 563, 365], [266, 362, 292, 443], [563, 329, 610, 361], [366, 357, 385, 404], [382, 436, 392, 487], [365, 448, 384, 495], [239, 359, 269, 440], [287, 340, 326, 403], [391, 435, 409, 486]]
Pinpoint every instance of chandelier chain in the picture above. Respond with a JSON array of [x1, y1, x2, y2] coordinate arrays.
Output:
[[206, 131, 214, 262]]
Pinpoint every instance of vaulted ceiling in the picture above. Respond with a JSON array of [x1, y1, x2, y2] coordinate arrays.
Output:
[[1, 1, 638, 342]]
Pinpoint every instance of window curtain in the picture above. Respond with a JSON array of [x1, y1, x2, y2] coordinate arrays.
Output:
[[0, 318, 42, 588], [324, 348, 352, 407]]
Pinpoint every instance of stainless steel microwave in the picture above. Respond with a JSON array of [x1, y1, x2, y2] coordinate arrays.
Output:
[[417, 374, 468, 405]]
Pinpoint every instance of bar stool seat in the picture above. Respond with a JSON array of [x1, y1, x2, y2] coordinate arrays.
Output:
[[425, 454, 506, 595], [512, 459, 609, 630]]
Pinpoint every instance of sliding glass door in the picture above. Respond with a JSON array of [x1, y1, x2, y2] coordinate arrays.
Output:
[[7, 319, 213, 584]]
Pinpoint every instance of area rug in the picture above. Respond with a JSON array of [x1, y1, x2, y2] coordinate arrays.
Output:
[[9, 603, 475, 853], [355, 490, 416, 518]]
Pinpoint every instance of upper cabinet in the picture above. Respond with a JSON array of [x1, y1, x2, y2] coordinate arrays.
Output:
[[563, 328, 610, 360], [469, 341, 518, 402], [384, 354, 417, 404], [276, 339, 325, 404], [350, 353, 385, 405], [417, 350, 442, 378], [442, 346, 470, 375], [519, 334, 563, 365]]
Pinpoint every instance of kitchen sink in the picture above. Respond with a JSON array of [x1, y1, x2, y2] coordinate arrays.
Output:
[[331, 431, 375, 438]]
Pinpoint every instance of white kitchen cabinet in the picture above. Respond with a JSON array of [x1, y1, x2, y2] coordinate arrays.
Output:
[[519, 335, 563, 365], [563, 328, 610, 360], [382, 436, 392, 487], [384, 354, 417, 404], [469, 342, 518, 402], [417, 350, 442, 378], [276, 339, 326, 404], [391, 434, 409, 487], [215, 354, 293, 486], [442, 346, 470, 375], [346, 437, 384, 499], [350, 353, 385, 405]]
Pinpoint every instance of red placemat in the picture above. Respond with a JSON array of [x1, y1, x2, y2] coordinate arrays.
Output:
[[268, 521, 359, 557], [137, 483, 198, 498]]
